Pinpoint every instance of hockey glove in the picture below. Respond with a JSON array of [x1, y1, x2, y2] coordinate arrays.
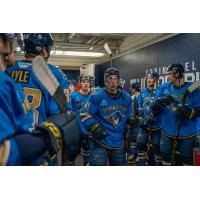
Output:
[[158, 96, 174, 106], [34, 121, 62, 157], [176, 106, 200, 120], [127, 115, 140, 128], [152, 96, 172, 114], [152, 103, 161, 113], [139, 116, 153, 128], [88, 123, 107, 140], [152, 100, 164, 114], [34, 113, 80, 156]]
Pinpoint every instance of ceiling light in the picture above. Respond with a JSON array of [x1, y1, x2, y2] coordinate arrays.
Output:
[[50, 50, 104, 57]]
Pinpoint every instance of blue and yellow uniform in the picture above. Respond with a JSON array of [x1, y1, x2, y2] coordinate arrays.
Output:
[[7, 60, 70, 125], [155, 81, 200, 165], [0, 71, 34, 165]]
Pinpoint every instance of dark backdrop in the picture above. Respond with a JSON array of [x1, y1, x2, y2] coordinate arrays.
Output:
[[95, 33, 200, 90]]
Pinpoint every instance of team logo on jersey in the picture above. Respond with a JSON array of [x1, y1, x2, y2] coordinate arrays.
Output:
[[100, 99, 108, 106], [163, 89, 170, 96], [76, 102, 85, 111], [143, 99, 152, 111], [106, 111, 122, 128], [18, 62, 32, 69]]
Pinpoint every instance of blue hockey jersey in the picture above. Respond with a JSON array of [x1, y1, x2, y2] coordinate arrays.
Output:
[[71, 91, 90, 113], [0, 71, 34, 165], [80, 89, 132, 148], [155, 82, 200, 137], [7, 60, 70, 125], [138, 87, 161, 128], [71, 91, 90, 136]]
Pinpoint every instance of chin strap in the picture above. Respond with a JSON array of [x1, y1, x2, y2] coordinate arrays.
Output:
[[106, 87, 122, 99]]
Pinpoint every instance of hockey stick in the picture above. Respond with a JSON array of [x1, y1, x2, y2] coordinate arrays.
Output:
[[32, 55, 78, 165], [171, 80, 200, 165], [104, 43, 113, 67], [32, 56, 67, 114]]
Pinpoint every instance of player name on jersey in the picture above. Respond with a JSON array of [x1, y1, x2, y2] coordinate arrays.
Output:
[[10, 70, 30, 83]]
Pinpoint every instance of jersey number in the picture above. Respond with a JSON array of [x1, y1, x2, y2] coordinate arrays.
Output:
[[23, 87, 42, 125]]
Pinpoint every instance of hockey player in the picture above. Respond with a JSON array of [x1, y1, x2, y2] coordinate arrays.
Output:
[[127, 82, 141, 165], [136, 72, 162, 166], [152, 63, 200, 165], [68, 74, 91, 165], [71, 74, 91, 113], [6, 33, 72, 165], [80, 68, 133, 166], [69, 80, 76, 92], [7, 33, 71, 125], [0, 33, 78, 165], [6, 33, 71, 165]]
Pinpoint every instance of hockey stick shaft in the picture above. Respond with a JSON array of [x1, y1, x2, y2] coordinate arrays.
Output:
[[32, 56, 68, 165], [171, 80, 200, 164]]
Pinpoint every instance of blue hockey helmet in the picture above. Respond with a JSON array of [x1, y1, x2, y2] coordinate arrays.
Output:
[[146, 71, 159, 80], [167, 63, 184, 78], [104, 67, 120, 82], [23, 33, 53, 54], [78, 74, 91, 83], [69, 79, 76, 85], [131, 82, 141, 91]]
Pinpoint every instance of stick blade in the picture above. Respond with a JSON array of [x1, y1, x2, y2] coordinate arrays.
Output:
[[32, 55, 67, 113], [32, 55, 59, 96], [104, 43, 112, 55]]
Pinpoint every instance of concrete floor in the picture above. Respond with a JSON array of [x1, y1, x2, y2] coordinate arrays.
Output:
[[57, 150, 84, 166]]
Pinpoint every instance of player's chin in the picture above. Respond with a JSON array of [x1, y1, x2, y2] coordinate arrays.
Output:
[[111, 86, 118, 91], [83, 88, 89, 92]]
